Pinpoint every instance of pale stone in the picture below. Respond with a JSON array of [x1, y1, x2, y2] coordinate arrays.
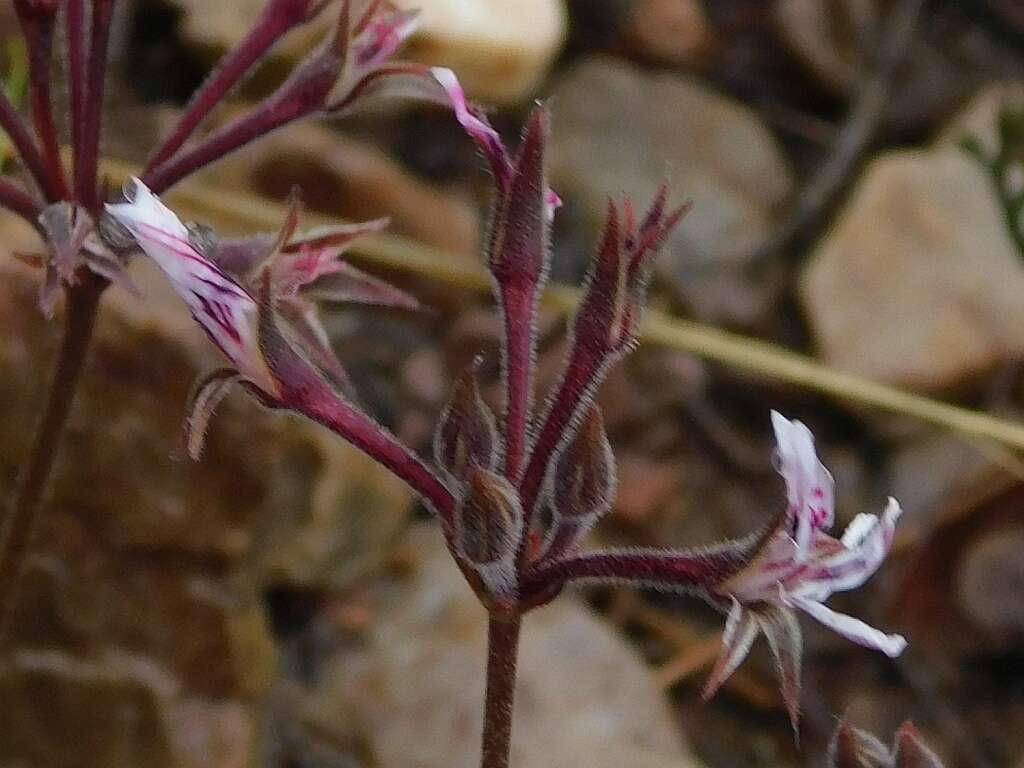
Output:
[[800, 149, 1024, 391], [171, 0, 567, 105], [298, 525, 701, 768], [395, 0, 568, 104]]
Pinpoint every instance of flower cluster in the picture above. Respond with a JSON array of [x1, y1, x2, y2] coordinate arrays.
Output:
[[107, 70, 907, 733], [0, 0, 464, 313]]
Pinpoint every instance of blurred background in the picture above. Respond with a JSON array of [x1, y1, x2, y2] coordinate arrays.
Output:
[[2, 0, 1024, 766]]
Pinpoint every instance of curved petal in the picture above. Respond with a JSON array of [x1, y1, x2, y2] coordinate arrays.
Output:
[[795, 498, 902, 601], [771, 411, 835, 558], [785, 593, 906, 658]]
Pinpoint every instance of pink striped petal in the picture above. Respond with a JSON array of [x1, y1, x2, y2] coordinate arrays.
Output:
[[106, 179, 278, 396]]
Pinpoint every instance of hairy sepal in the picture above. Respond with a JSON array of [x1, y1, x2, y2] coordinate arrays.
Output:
[[433, 358, 499, 484], [184, 368, 243, 459]]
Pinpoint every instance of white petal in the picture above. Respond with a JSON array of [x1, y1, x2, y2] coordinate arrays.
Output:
[[106, 179, 272, 392], [770, 411, 835, 559], [787, 594, 906, 657], [796, 497, 903, 601], [840, 513, 878, 548]]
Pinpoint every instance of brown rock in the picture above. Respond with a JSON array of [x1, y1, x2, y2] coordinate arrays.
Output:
[[957, 526, 1024, 637], [624, 0, 715, 67], [889, 432, 994, 536], [0, 650, 258, 768], [395, 0, 568, 104], [0, 218, 413, 766]]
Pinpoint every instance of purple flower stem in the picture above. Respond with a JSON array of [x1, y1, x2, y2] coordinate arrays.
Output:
[[480, 614, 521, 768], [10, 2, 67, 201], [144, 77, 325, 194], [522, 548, 748, 596], [66, 0, 88, 200], [144, 0, 317, 172], [499, 284, 535, 480], [77, 0, 116, 210], [277, 373, 457, 524]]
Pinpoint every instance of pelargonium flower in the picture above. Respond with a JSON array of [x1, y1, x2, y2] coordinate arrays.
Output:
[[105, 178, 416, 456], [703, 412, 907, 727], [520, 410, 906, 730]]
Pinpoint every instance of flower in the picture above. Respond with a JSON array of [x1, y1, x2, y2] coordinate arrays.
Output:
[[105, 178, 417, 456], [704, 411, 907, 728], [105, 181, 276, 396]]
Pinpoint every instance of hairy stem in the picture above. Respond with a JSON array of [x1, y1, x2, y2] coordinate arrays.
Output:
[[521, 546, 755, 598], [304, 394, 457, 524], [0, 273, 106, 645], [499, 285, 535, 480], [257, 286, 458, 523], [480, 614, 521, 768], [144, 0, 316, 172]]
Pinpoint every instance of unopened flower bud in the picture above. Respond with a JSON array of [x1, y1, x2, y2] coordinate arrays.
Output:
[[893, 723, 944, 768], [454, 467, 523, 567], [433, 360, 498, 483], [551, 407, 615, 524], [829, 721, 891, 768]]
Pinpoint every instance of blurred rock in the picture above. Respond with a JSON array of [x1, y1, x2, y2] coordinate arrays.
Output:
[[936, 82, 1024, 155], [547, 57, 794, 325], [800, 149, 1024, 391], [0, 650, 255, 768], [198, 121, 479, 257], [613, 454, 684, 525], [624, 0, 715, 67], [956, 526, 1024, 636], [170, 0, 566, 105], [298, 525, 700, 768], [889, 432, 994, 536], [0, 233, 413, 766], [774, 1, 1024, 134]]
